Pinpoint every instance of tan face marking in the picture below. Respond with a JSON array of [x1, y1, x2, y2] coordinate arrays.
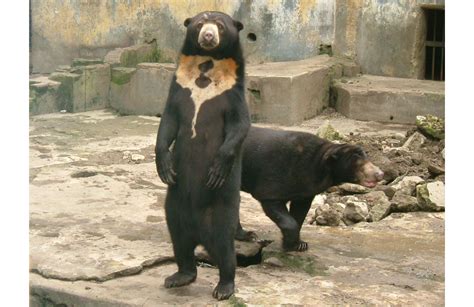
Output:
[[176, 55, 238, 138], [198, 23, 219, 50]]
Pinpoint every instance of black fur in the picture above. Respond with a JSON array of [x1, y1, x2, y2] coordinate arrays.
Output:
[[236, 127, 371, 251], [155, 12, 249, 300]]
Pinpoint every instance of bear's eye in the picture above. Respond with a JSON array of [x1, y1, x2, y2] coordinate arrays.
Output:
[[216, 23, 224, 31], [197, 22, 204, 30]]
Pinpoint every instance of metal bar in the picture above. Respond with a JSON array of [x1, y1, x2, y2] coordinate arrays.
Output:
[[440, 47, 444, 80], [431, 47, 436, 80], [433, 10, 437, 42], [426, 41, 444, 47]]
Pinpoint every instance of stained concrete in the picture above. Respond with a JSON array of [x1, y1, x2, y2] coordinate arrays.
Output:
[[332, 75, 445, 124], [29, 110, 444, 305], [30, 0, 335, 73]]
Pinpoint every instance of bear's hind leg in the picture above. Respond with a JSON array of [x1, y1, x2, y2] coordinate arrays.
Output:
[[288, 197, 314, 251], [164, 195, 197, 288], [260, 200, 303, 252], [235, 218, 257, 242]]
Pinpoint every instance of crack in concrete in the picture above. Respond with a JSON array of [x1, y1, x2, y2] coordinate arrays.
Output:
[[30, 256, 175, 282]]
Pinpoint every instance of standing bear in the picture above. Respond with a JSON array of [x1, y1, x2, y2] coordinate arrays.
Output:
[[155, 12, 249, 300], [236, 127, 384, 251]]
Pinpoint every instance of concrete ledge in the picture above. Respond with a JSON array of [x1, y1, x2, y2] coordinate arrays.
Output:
[[332, 75, 445, 124], [29, 76, 61, 115], [110, 63, 175, 116], [104, 43, 159, 68]]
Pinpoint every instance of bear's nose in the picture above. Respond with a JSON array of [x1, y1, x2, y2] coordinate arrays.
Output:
[[204, 31, 214, 42], [375, 170, 384, 181]]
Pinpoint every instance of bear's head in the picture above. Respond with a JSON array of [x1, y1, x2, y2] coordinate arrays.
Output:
[[323, 144, 384, 188], [182, 11, 243, 56]]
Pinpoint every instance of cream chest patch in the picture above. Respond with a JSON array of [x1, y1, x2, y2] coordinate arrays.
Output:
[[176, 55, 238, 138]]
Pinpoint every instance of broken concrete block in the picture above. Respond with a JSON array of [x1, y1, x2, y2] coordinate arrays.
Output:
[[391, 191, 419, 212], [401, 132, 427, 151], [390, 176, 425, 196], [333, 75, 444, 124], [417, 181, 445, 212], [343, 201, 369, 224], [245, 56, 334, 125], [110, 63, 175, 116], [104, 43, 159, 68], [29, 76, 61, 115], [360, 191, 391, 222]]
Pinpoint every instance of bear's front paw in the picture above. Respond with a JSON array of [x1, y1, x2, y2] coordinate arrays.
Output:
[[156, 151, 177, 185], [212, 282, 235, 300], [206, 152, 234, 189]]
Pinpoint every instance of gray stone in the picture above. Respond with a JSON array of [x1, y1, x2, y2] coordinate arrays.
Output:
[[343, 201, 369, 224], [417, 181, 445, 212], [337, 182, 370, 194], [374, 185, 397, 199], [416, 115, 445, 140], [428, 164, 445, 176], [333, 75, 444, 124], [391, 191, 419, 212], [72, 58, 104, 67], [401, 132, 427, 151], [110, 63, 175, 116], [390, 176, 425, 196], [264, 257, 284, 267], [360, 191, 391, 222], [441, 149, 445, 159], [131, 154, 145, 162], [313, 203, 343, 226]]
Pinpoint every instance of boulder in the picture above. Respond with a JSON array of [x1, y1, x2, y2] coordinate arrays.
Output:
[[343, 201, 369, 224], [360, 191, 391, 222], [313, 203, 344, 226], [416, 115, 445, 140], [417, 181, 445, 212], [337, 183, 370, 194], [401, 132, 427, 151], [390, 176, 425, 196], [391, 191, 419, 212]]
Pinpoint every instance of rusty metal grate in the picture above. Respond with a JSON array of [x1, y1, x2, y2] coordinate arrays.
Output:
[[424, 8, 445, 81]]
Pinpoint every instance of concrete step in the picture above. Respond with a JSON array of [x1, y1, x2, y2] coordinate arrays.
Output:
[[108, 55, 360, 124], [332, 75, 444, 124]]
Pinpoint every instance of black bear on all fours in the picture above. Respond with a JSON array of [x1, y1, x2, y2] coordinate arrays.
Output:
[[155, 12, 249, 300], [236, 127, 384, 252]]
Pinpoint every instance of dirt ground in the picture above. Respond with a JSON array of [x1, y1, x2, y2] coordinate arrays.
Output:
[[29, 109, 444, 306]]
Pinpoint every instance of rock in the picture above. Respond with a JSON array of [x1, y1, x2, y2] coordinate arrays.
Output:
[[316, 121, 345, 141], [416, 115, 445, 140], [390, 176, 425, 196], [264, 257, 284, 267], [401, 132, 427, 151], [312, 194, 327, 207], [343, 201, 369, 224], [337, 183, 370, 194], [131, 154, 145, 162], [441, 149, 445, 159], [391, 191, 419, 212], [313, 203, 343, 226], [417, 181, 445, 211], [411, 152, 423, 165], [428, 164, 445, 176], [374, 185, 396, 199], [360, 191, 391, 222]]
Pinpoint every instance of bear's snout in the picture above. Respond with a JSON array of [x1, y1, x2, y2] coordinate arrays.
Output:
[[198, 23, 220, 50]]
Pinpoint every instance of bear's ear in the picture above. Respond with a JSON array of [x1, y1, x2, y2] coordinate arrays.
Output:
[[322, 147, 340, 164], [234, 20, 244, 32], [184, 18, 192, 27]]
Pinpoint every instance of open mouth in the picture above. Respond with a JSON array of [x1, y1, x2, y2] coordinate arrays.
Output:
[[361, 181, 377, 188]]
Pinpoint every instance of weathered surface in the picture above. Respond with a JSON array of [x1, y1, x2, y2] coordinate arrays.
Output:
[[246, 55, 346, 125], [104, 43, 159, 68], [29, 110, 444, 305], [416, 115, 445, 140], [333, 75, 445, 124], [30, 1, 335, 73], [417, 181, 445, 212], [110, 63, 175, 116], [390, 176, 425, 196], [29, 76, 61, 115]]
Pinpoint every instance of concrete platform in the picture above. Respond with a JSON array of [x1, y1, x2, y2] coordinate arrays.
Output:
[[29, 110, 444, 306], [332, 75, 445, 124]]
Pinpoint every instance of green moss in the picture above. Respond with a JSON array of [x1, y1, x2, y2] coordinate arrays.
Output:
[[416, 115, 445, 140], [111, 67, 136, 85], [317, 122, 345, 141], [228, 295, 247, 307], [263, 251, 328, 276]]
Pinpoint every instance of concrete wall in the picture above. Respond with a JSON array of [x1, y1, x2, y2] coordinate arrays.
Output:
[[31, 0, 335, 73], [334, 0, 445, 79]]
